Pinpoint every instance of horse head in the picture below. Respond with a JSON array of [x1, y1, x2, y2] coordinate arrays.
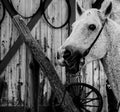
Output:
[[57, 2, 112, 74]]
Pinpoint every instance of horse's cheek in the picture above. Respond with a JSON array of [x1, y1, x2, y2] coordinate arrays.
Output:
[[93, 43, 107, 58], [93, 35, 108, 57], [85, 44, 107, 63]]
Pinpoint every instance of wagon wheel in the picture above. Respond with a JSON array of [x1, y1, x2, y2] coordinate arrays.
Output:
[[65, 83, 103, 112]]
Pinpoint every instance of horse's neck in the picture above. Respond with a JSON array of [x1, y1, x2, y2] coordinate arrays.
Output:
[[101, 19, 120, 100], [105, 19, 120, 44]]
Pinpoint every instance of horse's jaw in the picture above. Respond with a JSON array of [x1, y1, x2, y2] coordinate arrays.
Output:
[[58, 51, 105, 74], [99, 18, 120, 101]]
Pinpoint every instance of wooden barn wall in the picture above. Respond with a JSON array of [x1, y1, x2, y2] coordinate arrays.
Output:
[[0, 0, 116, 111], [0, 0, 68, 108]]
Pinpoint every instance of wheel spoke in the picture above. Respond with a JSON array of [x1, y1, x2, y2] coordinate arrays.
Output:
[[80, 91, 93, 103], [85, 90, 93, 98], [66, 83, 103, 112], [82, 97, 99, 104]]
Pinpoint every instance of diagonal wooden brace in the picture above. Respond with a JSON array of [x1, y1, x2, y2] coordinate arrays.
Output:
[[12, 15, 80, 112], [0, 0, 52, 75]]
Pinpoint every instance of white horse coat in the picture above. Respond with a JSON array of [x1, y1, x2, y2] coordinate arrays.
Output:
[[57, 2, 120, 104]]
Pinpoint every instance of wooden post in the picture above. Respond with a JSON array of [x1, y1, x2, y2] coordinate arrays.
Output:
[[66, 0, 76, 84], [68, 0, 76, 35], [30, 58, 40, 112], [12, 15, 80, 112]]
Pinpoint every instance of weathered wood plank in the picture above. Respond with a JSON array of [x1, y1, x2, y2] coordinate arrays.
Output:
[[0, 0, 110, 112], [0, 0, 53, 109], [12, 14, 80, 112], [61, 0, 68, 84]]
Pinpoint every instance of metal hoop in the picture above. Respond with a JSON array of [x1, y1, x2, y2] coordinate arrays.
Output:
[[43, 0, 71, 29], [9, 0, 41, 19], [0, 0, 5, 25]]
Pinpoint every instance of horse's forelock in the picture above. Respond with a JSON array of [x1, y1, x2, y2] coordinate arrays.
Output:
[[97, 10, 107, 24]]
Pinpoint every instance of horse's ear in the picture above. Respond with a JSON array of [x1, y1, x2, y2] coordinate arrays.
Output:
[[77, 3, 84, 15], [104, 2, 112, 17]]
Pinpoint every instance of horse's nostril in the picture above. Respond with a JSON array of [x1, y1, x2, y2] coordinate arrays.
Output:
[[63, 49, 72, 60]]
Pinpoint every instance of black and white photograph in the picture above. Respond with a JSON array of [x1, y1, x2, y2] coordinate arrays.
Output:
[[0, 0, 120, 112]]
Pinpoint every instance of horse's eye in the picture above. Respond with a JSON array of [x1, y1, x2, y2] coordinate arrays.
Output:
[[88, 24, 96, 31]]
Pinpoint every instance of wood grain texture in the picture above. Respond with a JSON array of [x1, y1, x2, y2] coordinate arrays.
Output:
[[0, 0, 109, 112], [12, 14, 79, 112]]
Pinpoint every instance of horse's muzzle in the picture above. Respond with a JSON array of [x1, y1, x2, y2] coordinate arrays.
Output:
[[57, 46, 84, 74]]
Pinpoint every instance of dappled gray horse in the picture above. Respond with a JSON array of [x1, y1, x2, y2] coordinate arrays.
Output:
[[57, 2, 120, 104]]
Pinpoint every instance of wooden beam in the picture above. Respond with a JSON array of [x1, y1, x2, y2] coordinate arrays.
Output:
[[12, 15, 79, 112], [30, 59, 40, 112], [66, 0, 76, 84], [68, 0, 76, 35], [0, 106, 30, 112], [0, 0, 52, 75]]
